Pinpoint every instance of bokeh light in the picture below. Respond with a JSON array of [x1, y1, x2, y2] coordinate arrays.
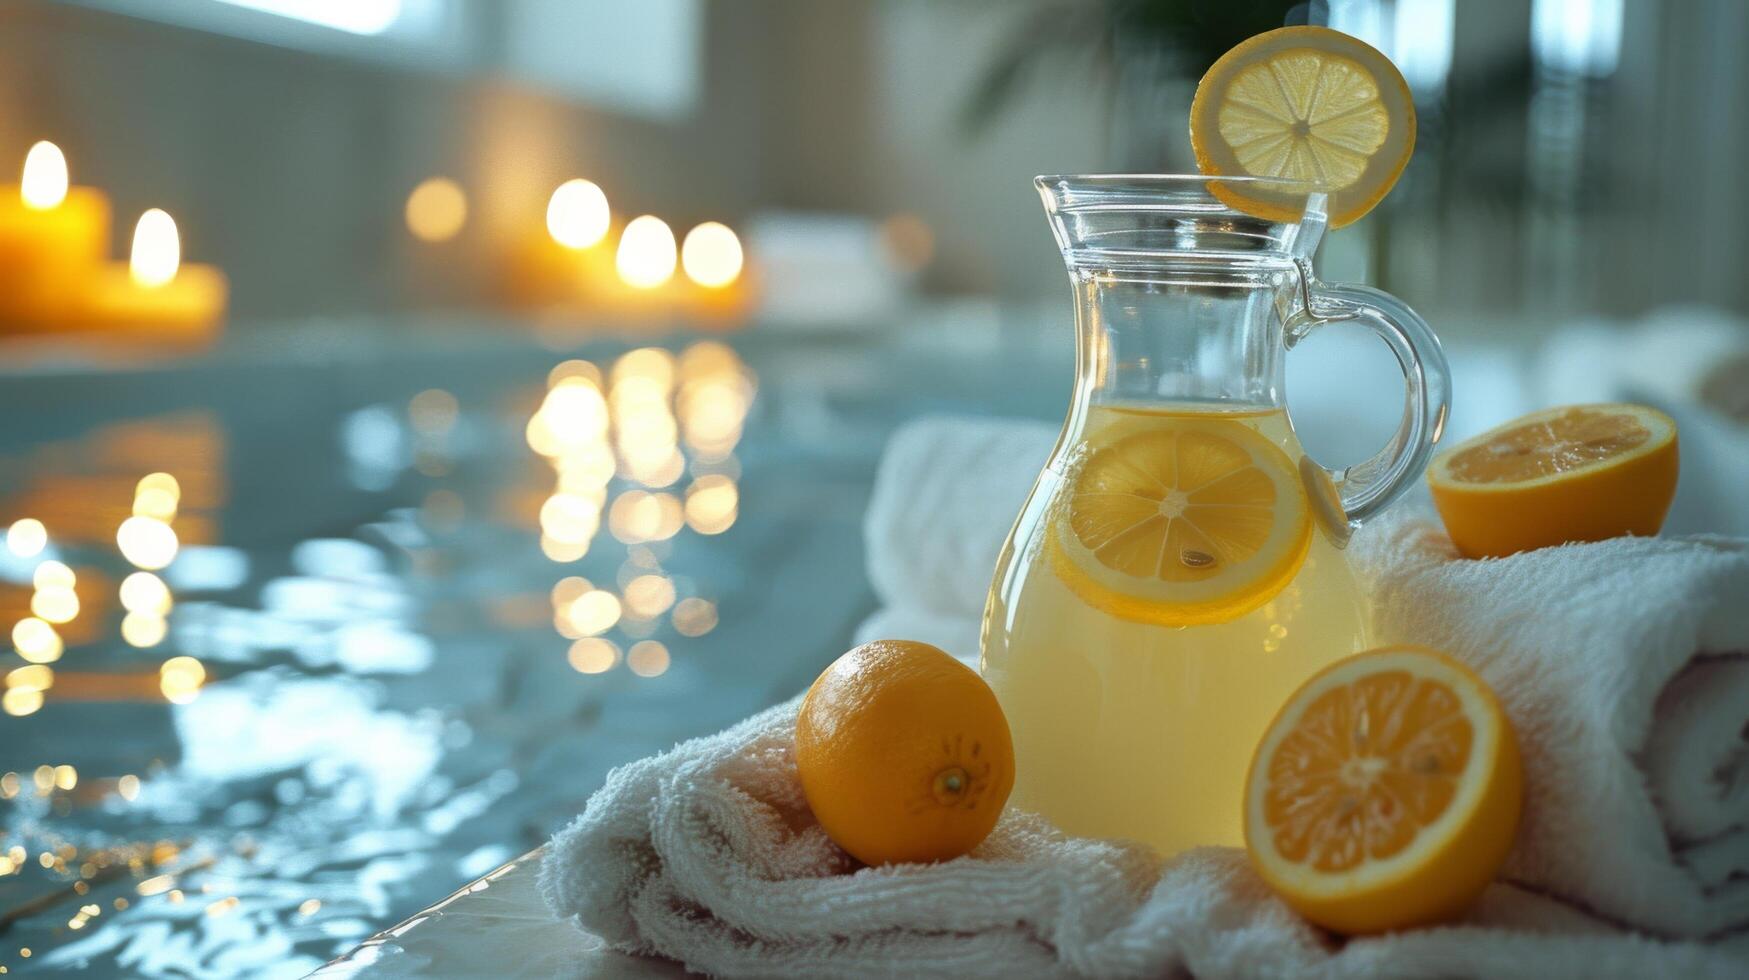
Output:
[[622, 574, 676, 618], [608, 491, 683, 544], [134, 473, 182, 520], [548, 359, 602, 388], [615, 215, 677, 289], [551, 576, 590, 608], [130, 209, 181, 288], [529, 346, 753, 656], [119, 572, 173, 615], [33, 561, 75, 591], [117, 516, 179, 570], [5, 665, 53, 718], [528, 379, 610, 457], [680, 222, 744, 288], [684, 474, 739, 535], [21, 141, 69, 210], [158, 656, 206, 704], [12, 618, 63, 664], [626, 640, 670, 678], [562, 589, 621, 637], [546, 179, 610, 249], [121, 612, 169, 649], [405, 177, 467, 242], [672, 597, 718, 637], [540, 535, 590, 563], [2, 688, 43, 717], [539, 493, 602, 545], [6, 518, 47, 557], [137, 471, 181, 499], [31, 588, 79, 624], [677, 342, 754, 460], [7, 664, 54, 693], [567, 637, 619, 674]]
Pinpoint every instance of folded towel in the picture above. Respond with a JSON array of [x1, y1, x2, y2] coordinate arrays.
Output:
[[539, 696, 1745, 978], [1350, 516, 1749, 938]]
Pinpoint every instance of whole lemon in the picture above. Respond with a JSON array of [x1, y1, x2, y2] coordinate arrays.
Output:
[[795, 640, 1015, 866]]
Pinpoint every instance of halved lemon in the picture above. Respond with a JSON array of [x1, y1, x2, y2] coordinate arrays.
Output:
[[1427, 403, 1679, 559], [1190, 26, 1415, 227], [1245, 646, 1522, 935], [1048, 414, 1311, 626]]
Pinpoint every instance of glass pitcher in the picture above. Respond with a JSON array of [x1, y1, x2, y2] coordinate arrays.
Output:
[[980, 174, 1450, 857]]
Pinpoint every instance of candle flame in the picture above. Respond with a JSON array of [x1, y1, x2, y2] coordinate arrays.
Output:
[[681, 222, 744, 288], [616, 216, 677, 289], [131, 209, 181, 288], [21, 142, 68, 211], [547, 179, 610, 249]]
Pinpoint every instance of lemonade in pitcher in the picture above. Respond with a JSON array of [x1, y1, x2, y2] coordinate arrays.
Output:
[[980, 174, 1448, 857]]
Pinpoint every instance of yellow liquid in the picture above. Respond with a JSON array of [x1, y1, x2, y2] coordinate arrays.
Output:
[[979, 402, 1370, 856]]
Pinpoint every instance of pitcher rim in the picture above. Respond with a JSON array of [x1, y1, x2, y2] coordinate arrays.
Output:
[[1035, 173, 1321, 216]]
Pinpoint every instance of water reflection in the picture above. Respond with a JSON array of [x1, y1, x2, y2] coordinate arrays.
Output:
[[523, 342, 751, 679], [6, 520, 47, 559], [0, 341, 758, 975]]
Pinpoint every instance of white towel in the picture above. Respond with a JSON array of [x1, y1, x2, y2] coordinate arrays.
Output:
[[862, 416, 1055, 618], [1350, 515, 1749, 938], [539, 696, 1745, 978], [859, 415, 1749, 939]]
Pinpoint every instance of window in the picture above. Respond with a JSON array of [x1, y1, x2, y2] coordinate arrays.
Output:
[[501, 0, 702, 121], [59, 0, 467, 66], [207, 0, 419, 37], [56, 0, 703, 120]]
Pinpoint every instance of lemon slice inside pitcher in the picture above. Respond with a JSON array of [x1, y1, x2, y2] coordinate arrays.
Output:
[[1049, 414, 1312, 626], [1190, 26, 1415, 227]]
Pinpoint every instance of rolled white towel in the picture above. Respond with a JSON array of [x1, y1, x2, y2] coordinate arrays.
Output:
[[862, 416, 1055, 617], [1646, 661, 1749, 845], [539, 696, 1744, 978], [1351, 514, 1749, 938]]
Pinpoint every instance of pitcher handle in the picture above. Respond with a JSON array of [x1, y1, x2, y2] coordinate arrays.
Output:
[[1284, 259, 1451, 542]]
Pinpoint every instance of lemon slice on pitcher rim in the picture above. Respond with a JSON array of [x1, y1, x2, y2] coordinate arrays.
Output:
[[1190, 26, 1415, 227], [1048, 414, 1311, 627]]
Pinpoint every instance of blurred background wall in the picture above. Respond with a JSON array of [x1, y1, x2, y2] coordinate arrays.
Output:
[[2, 0, 1746, 328], [0, 0, 772, 319]]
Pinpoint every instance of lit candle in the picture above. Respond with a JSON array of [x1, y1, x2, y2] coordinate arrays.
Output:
[[547, 179, 610, 250], [616, 215, 677, 289], [505, 180, 616, 309], [0, 142, 111, 328], [679, 221, 752, 326], [78, 208, 227, 344]]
